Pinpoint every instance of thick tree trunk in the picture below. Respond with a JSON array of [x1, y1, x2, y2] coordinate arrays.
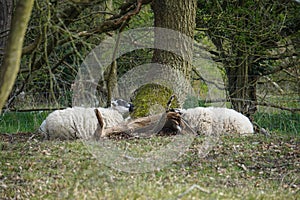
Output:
[[0, 0, 34, 112], [129, 0, 197, 116], [152, 0, 197, 76]]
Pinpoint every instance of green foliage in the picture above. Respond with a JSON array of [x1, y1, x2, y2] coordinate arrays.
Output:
[[196, 0, 300, 72]]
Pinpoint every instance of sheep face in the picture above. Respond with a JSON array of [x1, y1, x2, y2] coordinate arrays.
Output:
[[111, 99, 134, 117]]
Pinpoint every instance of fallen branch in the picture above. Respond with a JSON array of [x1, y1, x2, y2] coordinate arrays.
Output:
[[100, 114, 162, 138], [93, 110, 185, 139]]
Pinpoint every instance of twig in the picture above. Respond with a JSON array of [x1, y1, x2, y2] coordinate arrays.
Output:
[[192, 66, 226, 90], [166, 94, 175, 111], [256, 101, 300, 113], [230, 98, 300, 113], [177, 184, 210, 199], [180, 118, 198, 136]]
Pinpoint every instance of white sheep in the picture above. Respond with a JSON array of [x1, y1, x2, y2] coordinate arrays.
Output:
[[180, 107, 254, 135], [39, 99, 132, 140]]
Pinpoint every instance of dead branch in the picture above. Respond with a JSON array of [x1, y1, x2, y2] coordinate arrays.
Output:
[[94, 108, 105, 140], [100, 114, 162, 138], [157, 112, 183, 136], [231, 98, 300, 113], [95, 110, 189, 140], [256, 101, 300, 113], [166, 94, 175, 111]]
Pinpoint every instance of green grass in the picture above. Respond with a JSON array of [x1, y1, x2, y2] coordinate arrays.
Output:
[[254, 111, 300, 135], [0, 111, 299, 199], [0, 111, 49, 133], [1, 133, 299, 199]]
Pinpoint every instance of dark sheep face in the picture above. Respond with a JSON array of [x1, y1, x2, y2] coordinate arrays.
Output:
[[111, 99, 134, 115]]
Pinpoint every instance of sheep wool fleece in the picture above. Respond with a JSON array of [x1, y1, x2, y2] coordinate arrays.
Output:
[[40, 107, 124, 140], [181, 107, 254, 135]]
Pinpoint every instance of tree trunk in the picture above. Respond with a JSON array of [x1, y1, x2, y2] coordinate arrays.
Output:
[[152, 0, 197, 76], [128, 0, 197, 116], [0, 0, 13, 59], [127, 0, 197, 116], [0, 0, 34, 112], [226, 50, 258, 120]]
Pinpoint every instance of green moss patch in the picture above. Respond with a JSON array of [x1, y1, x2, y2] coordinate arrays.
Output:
[[131, 83, 180, 118]]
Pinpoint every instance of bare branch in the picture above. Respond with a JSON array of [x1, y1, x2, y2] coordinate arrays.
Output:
[[93, 108, 105, 140]]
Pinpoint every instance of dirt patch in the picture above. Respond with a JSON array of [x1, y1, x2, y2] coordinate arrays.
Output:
[[0, 132, 43, 144]]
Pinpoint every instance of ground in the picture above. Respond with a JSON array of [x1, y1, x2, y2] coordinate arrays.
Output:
[[1, 131, 299, 199]]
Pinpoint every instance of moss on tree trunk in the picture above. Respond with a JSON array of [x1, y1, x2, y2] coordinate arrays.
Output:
[[131, 83, 179, 118], [131, 0, 197, 116]]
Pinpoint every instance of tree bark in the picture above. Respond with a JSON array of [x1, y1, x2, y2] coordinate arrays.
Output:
[[0, 0, 13, 57], [226, 62, 258, 120], [0, 0, 34, 112], [152, 0, 197, 77], [127, 0, 197, 116]]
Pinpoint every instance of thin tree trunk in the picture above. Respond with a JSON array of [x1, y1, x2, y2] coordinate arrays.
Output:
[[0, 0, 13, 59], [0, 0, 34, 112]]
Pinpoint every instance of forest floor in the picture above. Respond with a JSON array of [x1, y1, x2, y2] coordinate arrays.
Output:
[[1, 131, 299, 199]]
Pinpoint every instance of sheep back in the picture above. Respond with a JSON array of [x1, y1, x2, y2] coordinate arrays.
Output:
[[209, 107, 254, 135], [181, 107, 215, 135], [181, 107, 254, 135], [41, 107, 124, 140]]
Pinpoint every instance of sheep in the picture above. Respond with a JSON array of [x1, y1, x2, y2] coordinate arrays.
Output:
[[39, 99, 133, 140], [111, 99, 134, 120], [176, 107, 254, 135]]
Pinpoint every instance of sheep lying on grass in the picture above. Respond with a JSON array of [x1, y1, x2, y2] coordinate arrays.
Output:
[[179, 107, 254, 135], [39, 99, 253, 140], [39, 99, 133, 140]]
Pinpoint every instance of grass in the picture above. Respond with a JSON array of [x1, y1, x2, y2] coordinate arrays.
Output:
[[254, 111, 300, 135], [0, 111, 49, 133], [0, 111, 299, 199]]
